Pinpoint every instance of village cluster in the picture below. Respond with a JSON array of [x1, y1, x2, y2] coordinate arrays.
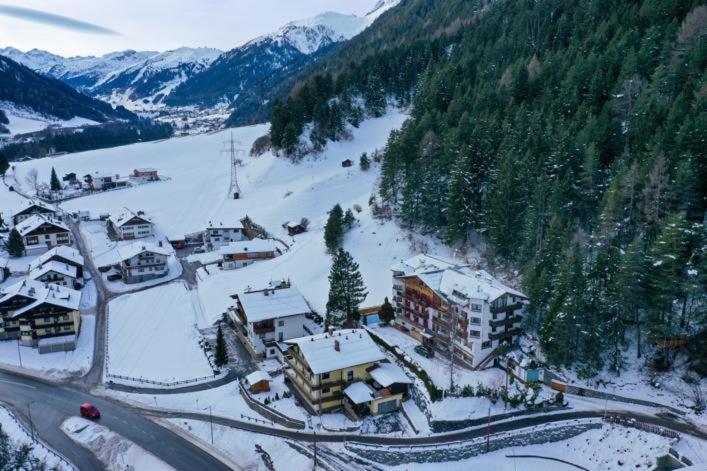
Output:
[[34, 167, 161, 201], [0, 191, 541, 420]]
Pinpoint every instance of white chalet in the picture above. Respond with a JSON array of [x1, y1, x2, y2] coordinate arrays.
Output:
[[220, 239, 281, 270], [116, 242, 170, 284], [12, 201, 58, 225], [28, 246, 84, 278], [28, 261, 79, 288], [230, 283, 310, 359], [391, 254, 528, 368], [204, 220, 245, 251], [109, 208, 153, 240], [16, 215, 72, 255]]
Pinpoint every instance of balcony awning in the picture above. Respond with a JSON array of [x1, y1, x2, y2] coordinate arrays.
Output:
[[344, 382, 375, 405]]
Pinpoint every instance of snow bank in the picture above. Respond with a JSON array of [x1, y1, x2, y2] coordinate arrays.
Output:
[[61, 417, 172, 471]]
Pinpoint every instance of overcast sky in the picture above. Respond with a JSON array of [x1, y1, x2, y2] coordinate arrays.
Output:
[[0, 0, 376, 57]]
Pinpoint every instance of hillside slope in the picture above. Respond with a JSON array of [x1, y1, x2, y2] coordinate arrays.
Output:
[[0, 55, 136, 123], [268, 0, 707, 376]]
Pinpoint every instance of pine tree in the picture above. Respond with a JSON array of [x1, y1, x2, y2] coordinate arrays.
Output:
[[326, 248, 368, 327], [50, 167, 61, 191], [0, 151, 8, 176], [359, 152, 370, 170], [214, 324, 228, 368], [7, 228, 24, 257], [343, 208, 356, 229], [323, 204, 344, 252], [379, 297, 395, 324]]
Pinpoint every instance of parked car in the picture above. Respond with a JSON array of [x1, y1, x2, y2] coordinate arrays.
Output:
[[106, 273, 122, 282], [414, 345, 434, 358], [192, 246, 205, 254], [80, 403, 100, 419]]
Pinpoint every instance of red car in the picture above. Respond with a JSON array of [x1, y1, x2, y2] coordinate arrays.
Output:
[[80, 403, 101, 419]]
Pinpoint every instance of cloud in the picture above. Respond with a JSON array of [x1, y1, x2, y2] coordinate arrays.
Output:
[[0, 4, 118, 35]]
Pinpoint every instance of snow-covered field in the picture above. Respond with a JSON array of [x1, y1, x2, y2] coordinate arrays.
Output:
[[61, 417, 172, 470], [0, 405, 72, 470], [0, 102, 98, 137], [106, 281, 213, 384], [0, 315, 94, 379]]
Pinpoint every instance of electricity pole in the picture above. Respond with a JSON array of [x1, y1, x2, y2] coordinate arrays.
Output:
[[209, 405, 214, 445], [221, 132, 244, 199]]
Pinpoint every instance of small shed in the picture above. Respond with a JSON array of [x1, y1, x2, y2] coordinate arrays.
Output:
[[341, 159, 353, 168], [245, 370, 271, 393]]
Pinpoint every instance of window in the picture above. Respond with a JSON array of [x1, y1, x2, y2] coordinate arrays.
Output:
[[470, 303, 482, 312], [321, 372, 330, 380], [469, 330, 481, 338], [481, 341, 492, 349], [347, 370, 353, 381], [278, 320, 285, 326], [469, 317, 481, 325], [322, 387, 330, 394]]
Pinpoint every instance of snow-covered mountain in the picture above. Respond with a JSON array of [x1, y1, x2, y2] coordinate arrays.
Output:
[[0, 47, 221, 111], [167, 1, 399, 119]]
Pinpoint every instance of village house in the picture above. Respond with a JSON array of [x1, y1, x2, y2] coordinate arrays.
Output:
[[28, 261, 79, 288], [229, 282, 309, 359], [16, 215, 72, 255], [0, 279, 81, 352], [244, 370, 271, 393], [116, 241, 170, 284], [28, 246, 84, 278], [391, 254, 528, 369], [283, 329, 410, 417], [220, 239, 281, 270], [12, 201, 58, 225], [131, 168, 159, 183], [204, 220, 246, 251], [109, 208, 153, 240]]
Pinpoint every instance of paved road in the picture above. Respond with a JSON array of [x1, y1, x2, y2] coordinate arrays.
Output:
[[0, 371, 230, 470]]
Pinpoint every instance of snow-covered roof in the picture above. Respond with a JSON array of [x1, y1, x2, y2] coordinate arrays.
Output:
[[16, 214, 69, 236], [28, 246, 84, 271], [238, 286, 310, 323], [117, 241, 171, 261], [369, 362, 412, 387], [135, 167, 157, 172], [0, 279, 81, 317], [109, 208, 151, 228], [220, 239, 280, 256], [206, 220, 244, 230], [29, 261, 77, 280], [395, 254, 526, 303], [286, 329, 385, 374], [13, 200, 55, 216], [344, 381, 375, 405], [391, 254, 458, 275], [245, 370, 271, 385]]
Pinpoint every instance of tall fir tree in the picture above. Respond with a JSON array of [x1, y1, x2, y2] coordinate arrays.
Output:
[[7, 228, 25, 257], [326, 248, 368, 327], [323, 204, 344, 252], [0, 150, 8, 176], [214, 324, 228, 368], [50, 167, 61, 192], [379, 297, 395, 324]]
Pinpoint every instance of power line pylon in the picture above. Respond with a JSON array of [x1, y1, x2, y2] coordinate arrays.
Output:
[[221, 132, 245, 199]]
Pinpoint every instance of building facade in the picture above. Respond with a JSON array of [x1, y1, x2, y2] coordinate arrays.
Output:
[[116, 242, 170, 284], [0, 279, 81, 351], [16, 215, 72, 254], [109, 209, 153, 240], [28, 261, 79, 288], [391, 254, 527, 368], [284, 329, 409, 416], [204, 220, 245, 251], [229, 283, 309, 358], [12, 201, 58, 225], [28, 246, 84, 278], [220, 239, 281, 270]]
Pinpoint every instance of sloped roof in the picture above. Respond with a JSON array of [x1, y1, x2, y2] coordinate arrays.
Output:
[[16, 215, 69, 236], [391, 254, 458, 275], [109, 208, 151, 228], [0, 279, 80, 317], [238, 286, 310, 323], [344, 382, 375, 404], [117, 241, 171, 261], [245, 370, 271, 385], [29, 261, 77, 280], [206, 219, 244, 230], [286, 329, 385, 374], [13, 200, 55, 216], [28, 246, 84, 272], [369, 362, 412, 387], [220, 239, 279, 255]]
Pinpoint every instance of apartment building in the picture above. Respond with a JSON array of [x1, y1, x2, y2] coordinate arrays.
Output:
[[229, 283, 309, 358], [28, 246, 84, 278], [204, 220, 245, 251], [391, 254, 527, 368], [220, 239, 281, 270], [28, 261, 79, 288], [116, 242, 170, 284], [16, 215, 72, 255], [109, 208, 153, 240], [12, 201, 58, 225], [284, 329, 410, 417], [0, 279, 81, 352]]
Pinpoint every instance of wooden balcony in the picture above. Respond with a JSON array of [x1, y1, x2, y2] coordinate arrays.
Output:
[[488, 328, 522, 341], [489, 315, 523, 329], [490, 302, 524, 314]]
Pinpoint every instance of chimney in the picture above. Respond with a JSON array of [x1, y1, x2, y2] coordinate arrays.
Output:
[[334, 340, 340, 352], [158, 240, 163, 247]]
